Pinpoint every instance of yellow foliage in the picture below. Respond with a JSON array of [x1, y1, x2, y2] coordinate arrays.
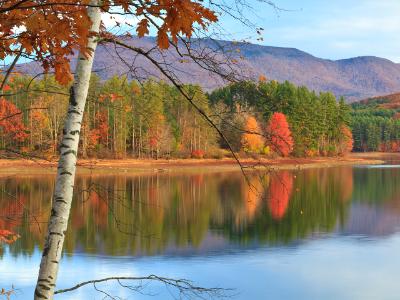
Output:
[[241, 116, 264, 153]]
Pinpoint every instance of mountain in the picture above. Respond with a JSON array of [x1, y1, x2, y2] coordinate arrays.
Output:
[[14, 36, 400, 101]]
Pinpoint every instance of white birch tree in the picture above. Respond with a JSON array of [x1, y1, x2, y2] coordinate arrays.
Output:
[[34, 2, 102, 298]]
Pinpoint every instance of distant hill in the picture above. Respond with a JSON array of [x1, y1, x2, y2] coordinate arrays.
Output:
[[14, 36, 400, 101], [357, 92, 400, 109]]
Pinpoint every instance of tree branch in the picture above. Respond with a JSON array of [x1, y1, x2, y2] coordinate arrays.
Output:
[[55, 275, 231, 299]]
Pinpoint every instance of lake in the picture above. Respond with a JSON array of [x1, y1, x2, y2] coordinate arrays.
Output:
[[2, 164, 400, 299]]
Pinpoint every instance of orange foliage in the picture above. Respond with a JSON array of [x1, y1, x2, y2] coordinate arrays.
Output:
[[31, 108, 49, 128], [241, 116, 264, 153], [305, 148, 318, 157], [379, 140, 400, 153], [0, 98, 28, 142], [340, 125, 353, 154], [109, 93, 123, 103], [268, 172, 293, 220], [391, 141, 400, 152], [88, 112, 108, 149], [0, 0, 94, 85], [258, 74, 267, 82], [266, 112, 294, 157], [191, 149, 205, 159]]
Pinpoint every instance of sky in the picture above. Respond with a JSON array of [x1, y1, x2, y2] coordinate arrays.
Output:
[[7, 0, 400, 64], [218, 0, 400, 62]]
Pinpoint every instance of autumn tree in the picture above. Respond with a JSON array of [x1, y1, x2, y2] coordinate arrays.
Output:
[[0, 0, 95, 86], [87, 111, 109, 153], [338, 125, 353, 155], [266, 112, 294, 157], [0, 97, 27, 147], [241, 116, 264, 153]]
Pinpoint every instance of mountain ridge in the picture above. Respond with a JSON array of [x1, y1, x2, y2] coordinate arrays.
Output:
[[14, 36, 400, 101]]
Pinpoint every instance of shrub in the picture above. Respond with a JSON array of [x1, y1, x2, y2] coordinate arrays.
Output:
[[191, 149, 205, 159]]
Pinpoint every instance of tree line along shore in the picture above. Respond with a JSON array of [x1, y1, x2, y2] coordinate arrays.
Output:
[[0, 74, 394, 161]]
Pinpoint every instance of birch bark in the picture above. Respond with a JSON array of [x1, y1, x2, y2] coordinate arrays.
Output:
[[34, 2, 101, 299]]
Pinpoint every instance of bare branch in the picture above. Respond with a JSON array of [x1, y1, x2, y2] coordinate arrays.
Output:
[[55, 275, 232, 299]]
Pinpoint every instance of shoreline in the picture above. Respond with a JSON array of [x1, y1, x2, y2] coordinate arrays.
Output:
[[0, 153, 390, 175]]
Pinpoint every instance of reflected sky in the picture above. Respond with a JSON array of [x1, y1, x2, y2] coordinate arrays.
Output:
[[4, 234, 400, 300]]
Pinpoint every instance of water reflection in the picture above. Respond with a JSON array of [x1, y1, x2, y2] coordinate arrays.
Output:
[[1, 166, 400, 258], [3, 166, 400, 299]]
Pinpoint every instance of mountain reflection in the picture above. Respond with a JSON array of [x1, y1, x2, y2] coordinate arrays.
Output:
[[2, 166, 400, 256]]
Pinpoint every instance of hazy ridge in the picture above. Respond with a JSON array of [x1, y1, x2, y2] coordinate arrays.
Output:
[[15, 37, 400, 101]]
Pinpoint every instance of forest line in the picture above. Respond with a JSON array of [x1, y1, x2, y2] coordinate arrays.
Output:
[[0, 74, 368, 159]]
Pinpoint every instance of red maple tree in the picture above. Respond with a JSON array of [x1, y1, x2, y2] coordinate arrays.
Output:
[[0, 97, 28, 142], [266, 112, 294, 157]]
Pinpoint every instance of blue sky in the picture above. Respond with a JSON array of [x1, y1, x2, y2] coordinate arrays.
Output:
[[9, 1, 400, 64], [220, 0, 400, 62]]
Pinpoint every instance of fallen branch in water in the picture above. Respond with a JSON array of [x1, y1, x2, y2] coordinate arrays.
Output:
[[55, 274, 232, 299]]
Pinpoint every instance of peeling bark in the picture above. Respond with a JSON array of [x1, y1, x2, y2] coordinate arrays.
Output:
[[33, 2, 101, 299]]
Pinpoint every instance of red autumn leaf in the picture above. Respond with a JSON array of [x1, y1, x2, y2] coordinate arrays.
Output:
[[136, 19, 149, 37]]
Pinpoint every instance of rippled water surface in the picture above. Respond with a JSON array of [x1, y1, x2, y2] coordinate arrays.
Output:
[[2, 165, 400, 299]]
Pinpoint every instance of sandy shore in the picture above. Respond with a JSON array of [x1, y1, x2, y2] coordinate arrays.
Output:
[[0, 153, 388, 175]]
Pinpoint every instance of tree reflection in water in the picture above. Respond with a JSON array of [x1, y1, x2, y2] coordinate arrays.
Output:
[[2, 166, 400, 257]]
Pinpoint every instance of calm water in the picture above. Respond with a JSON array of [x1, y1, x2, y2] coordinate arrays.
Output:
[[2, 165, 400, 299]]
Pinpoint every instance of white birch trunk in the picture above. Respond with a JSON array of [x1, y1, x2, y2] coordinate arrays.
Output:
[[34, 2, 101, 299]]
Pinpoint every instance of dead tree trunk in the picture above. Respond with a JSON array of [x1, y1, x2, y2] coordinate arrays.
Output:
[[34, 2, 101, 299]]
